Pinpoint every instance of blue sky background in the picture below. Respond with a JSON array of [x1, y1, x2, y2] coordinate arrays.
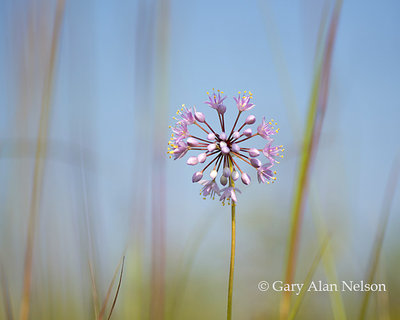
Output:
[[0, 0, 400, 311]]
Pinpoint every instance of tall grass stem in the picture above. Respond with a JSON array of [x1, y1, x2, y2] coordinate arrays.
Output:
[[19, 1, 65, 319], [358, 155, 400, 320]]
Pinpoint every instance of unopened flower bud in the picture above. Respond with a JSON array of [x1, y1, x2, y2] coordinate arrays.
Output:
[[250, 158, 261, 168], [223, 167, 231, 177], [241, 172, 251, 185], [219, 141, 227, 148], [197, 153, 207, 163], [207, 132, 216, 140], [220, 175, 228, 186], [221, 146, 230, 154], [232, 131, 241, 139], [243, 128, 252, 137], [187, 156, 198, 166], [219, 132, 227, 140], [231, 143, 240, 153], [217, 104, 226, 114], [210, 169, 218, 179], [194, 107, 205, 123], [232, 170, 239, 181], [207, 143, 217, 152], [187, 137, 199, 146], [192, 171, 203, 182], [248, 148, 260, 157], [245, 115, 256, 124]]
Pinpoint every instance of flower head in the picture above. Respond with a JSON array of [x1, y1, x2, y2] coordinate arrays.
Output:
[[168, 90, 284, 204]]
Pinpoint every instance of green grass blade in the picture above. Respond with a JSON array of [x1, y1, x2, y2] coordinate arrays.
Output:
[[288, 236, 330, 320], [310, 200, 347, 320], [281, 1, 342, 318], [358, 155, 400, 320]]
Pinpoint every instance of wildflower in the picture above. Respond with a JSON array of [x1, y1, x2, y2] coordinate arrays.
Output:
[[171, 122, 189, 143], [199, 179, 220, 199], [233, 91, 255, 112], [204, 89, 227, 114], [257, 163, 276, 184], [220, 186, 241, 203], [171, 141, 188, 160], [262, 143, 284, 164], [168, 90, 284, 203], [177, 105, 195, 125], [257, 117, 278, 140]]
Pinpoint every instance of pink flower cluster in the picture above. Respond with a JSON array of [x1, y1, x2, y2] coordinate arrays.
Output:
[[168, 90, 284, 204]]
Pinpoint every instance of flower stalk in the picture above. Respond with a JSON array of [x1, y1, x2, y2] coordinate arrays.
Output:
[[168, 90, 284, 319], [227, 158, 236, 320]]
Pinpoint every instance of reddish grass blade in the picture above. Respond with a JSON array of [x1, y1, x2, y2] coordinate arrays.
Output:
[[107, 256, 125, 320], [88, 259, 100, 319], [1, 263, 14, 320], [98, 256, 125, 320], [19, 1, 65, 319], [150, 0, 171, 319]]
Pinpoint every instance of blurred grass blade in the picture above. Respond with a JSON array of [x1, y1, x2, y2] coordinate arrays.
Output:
[[1, 263, 14, 320], [168, 212, 218, 319], [99, 255, 125, 320], [19, 1, 65, 320], [322, 247, 347, 320], [80, 137, 100, 319], [280, 1, 342, 318], [288, 236, 330, 320], [310, 198, 347, 320], [319, 237, 347, 319], [261, 4, 346, 317], [359, 155, 400, 320], [88, 259, 100, 319], [150, 0, 171, 318], [107, 256, 125, 320]]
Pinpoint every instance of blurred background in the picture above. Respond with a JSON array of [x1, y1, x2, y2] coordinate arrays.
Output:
[[0, 0, 399, 319]]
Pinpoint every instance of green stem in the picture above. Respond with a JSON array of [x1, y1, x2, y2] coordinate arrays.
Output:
[[227, 203, 236, 320], [227, 158, 236, 320]]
